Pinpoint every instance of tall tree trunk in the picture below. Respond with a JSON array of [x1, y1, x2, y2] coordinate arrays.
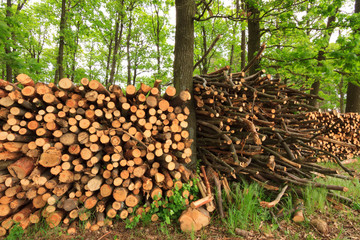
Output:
[[105, 34, 113, 86], [174, 0, 196, 167], [126, 11, 133, 86], [241, 28, 246, 70], [5, 0, 13, 83], [230, 0, 241, 73], [246, 2, 260, 75], [155, 7, 161, 78], [132, 62, 137, 85], [346, 82, 360, 112], [201, 26, 208, 74], [70, 21, 80, 81], [309, 80, 321, 107], [229, 28, 235, 74], [345, 0, 360, 113], [338, 77, 344, 113], [55, 0, 67, 84], [309, 14, 337, 107], [109, 4, 124, 86]]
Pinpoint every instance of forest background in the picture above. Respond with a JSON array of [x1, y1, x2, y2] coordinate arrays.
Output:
[[1, 0, 360, 112]]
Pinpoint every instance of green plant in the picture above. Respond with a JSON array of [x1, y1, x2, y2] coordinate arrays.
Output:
[[6, 223, 24, 240], [158, 222, 172, 240], [303, 185, 328, 215], [125, 178, 199, 229], [223, 180, 272, 233]]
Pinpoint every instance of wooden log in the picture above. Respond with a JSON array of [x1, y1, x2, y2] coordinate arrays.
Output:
[[0, 152, 22, 161], [292, 199, 304, 223], [125, 194, 141, 207], [39, 147, 61, 167], [13, 204, 33, 222], [46, 211, 64, 228], [113, 187, 128, 202], [59, 78, 75, 91], [16, 74, 35, 87], [179, 207, 210, 232], [7, 157, 35, 179], [87, 176, 103, 192]]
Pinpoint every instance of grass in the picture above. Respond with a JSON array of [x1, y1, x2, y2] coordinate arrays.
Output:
[[222, 179, 272, 233]]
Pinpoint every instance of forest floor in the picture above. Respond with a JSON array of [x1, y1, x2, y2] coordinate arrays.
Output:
[[7, 158, 360, 240]]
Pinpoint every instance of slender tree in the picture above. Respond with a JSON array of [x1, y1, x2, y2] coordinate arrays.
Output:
[[345, 0, 360, 113]]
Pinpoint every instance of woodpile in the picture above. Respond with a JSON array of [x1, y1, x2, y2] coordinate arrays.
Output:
[[194, 66, 359, 191], [304, 111, 360, 162], [0, 75, 193, 236]]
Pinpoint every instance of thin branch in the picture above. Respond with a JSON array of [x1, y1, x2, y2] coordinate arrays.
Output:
[[193, 34, 222, 71]]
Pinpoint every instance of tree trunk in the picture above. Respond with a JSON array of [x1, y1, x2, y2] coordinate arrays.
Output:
[[201, 26, 208, 74], [246, 2, 260, 75], [155, 7, 161, 78], [70, 21, 81, 81], [338, 77, 344, 113], [109, 4, 124, 86], [126, 11, 133, 86], [241, 28, 246, 70], [230, 0, 241, 73], [55, 0, 67, 84], [309, 79, 320, 107], [174, 0, 196, 167], [5, 0, 13, 83], [345, 0, 360, 113], [310, 14, 337, 107], [345, 82, 360, 112], [229, 30, 235, 74], [105, 36, 113, 86]]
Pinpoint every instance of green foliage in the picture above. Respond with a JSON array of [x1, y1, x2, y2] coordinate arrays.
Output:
[[6, 223, 24, 240], [125, 179, 199, 229], [223, 180, 272, 233]]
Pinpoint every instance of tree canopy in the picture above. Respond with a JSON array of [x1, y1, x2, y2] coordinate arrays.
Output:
[[0, 0, 359, 112]]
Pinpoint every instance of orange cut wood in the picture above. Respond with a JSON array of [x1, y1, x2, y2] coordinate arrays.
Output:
[[39, 147, 61, 167], [7, 157, 35, 179]]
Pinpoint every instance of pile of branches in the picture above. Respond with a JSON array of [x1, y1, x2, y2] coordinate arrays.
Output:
[[0, 75, 193, 236], [194, 66, 359, 192]]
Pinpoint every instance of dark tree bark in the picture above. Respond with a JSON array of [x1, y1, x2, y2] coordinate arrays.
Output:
[[104, 35, 113, 86], [200, 26, 209, 74], [5, 0, 13, 83], [338, 77, 344, 113], [346, 82, 360, 113], [174, 0, 197, 167], [55, 0, 67, 84], [345, 0, 360, 113], [229, 28, 236, 73], [240, 0, 246, 70], [126, 9, 133, 86], [229, 0, 240, 74], [154, 6, 161, 78], [309, 14, 337, 107], [246, 2, 260, 75], [109, 3, 124, 86], [240, 29, 246, 70]]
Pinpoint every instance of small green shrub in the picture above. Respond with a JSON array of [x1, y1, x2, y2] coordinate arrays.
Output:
[[6, 223, 24, 240], [125, 178, 199, 228]]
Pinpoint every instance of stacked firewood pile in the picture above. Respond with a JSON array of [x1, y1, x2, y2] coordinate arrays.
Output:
[[0, 75, 193, 235], [194, 66, 359, 191], [304, 111, 360, 162]]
